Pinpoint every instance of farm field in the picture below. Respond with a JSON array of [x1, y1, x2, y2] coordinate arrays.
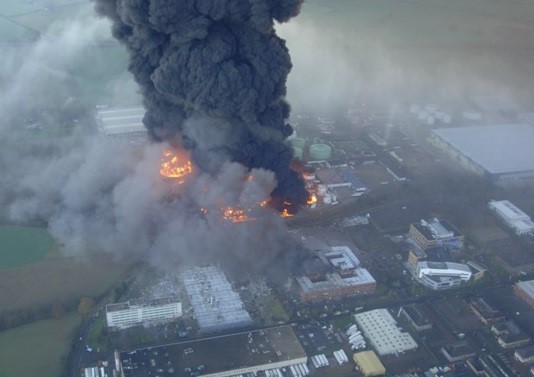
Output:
[[0, 225, 53, 270], [0, 253, 134, 311], [0, 313, 80, 377], [0, 225, 133, 311]]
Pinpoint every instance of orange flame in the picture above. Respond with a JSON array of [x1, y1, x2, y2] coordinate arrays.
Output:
[[222, 207, 254, 223], [160, 149, 193, 182], [281, 208, 294, 218], [307, 194, 317, 205]]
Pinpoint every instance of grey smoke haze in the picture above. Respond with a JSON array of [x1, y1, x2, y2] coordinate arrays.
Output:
[[278, 13, 523, 114], [92, 0, 309, 210], [0, 11, 305, 278]]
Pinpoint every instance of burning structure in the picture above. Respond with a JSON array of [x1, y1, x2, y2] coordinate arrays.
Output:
[[93, 0, 308, 212], [295, 246, 377, 301]]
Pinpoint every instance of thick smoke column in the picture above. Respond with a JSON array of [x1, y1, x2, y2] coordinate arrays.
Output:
[[93, 0, 307, 210]]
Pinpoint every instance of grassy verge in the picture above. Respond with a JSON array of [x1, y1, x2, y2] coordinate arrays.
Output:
[[0, 313, 81, 377]]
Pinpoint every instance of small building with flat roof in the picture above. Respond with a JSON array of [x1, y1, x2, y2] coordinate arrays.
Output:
[[468, 297, 505, 324], [353, 350, 386, 377], [492, 321, 531, 349], [399, 304, 433, 332], [441, 341, 477, 362]]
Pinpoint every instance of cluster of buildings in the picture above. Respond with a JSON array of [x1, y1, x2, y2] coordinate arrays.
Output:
[[405, 218, 480, 290], [294, 246, 376, 301]]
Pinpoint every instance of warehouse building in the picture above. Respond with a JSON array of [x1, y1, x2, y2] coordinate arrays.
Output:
[[488, 200, 534, 235], [106, 297, 181, 330], [354, 309, 418, 356], [514, 280, 534, 308], [118, 325, 307, 377], [353, 350, 386, 377], [416, 261, 472, 290], [182, 265, 252, 333], [408, 218, 464, 252], [95, 106, 147, 140], [431, 124, 534, 182]]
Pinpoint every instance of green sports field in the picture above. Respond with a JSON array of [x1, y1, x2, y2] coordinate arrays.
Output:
[[0, 225, 53, 270]]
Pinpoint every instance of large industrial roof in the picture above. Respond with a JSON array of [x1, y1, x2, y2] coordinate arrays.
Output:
[[432, 124, 534, 175], [354, 309, 418, 356], [182, 265, 252, 332], [97, 106, 146, 136], [120, 325, 306, 377]]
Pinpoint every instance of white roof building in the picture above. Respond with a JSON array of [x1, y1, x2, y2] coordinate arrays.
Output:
[[182, 265, 253, 332], [488, 200, 534, 235], [106, 297, 182, 330], [416, 261, 472, 290], [354, 309, 418, 356], [96, 106, 147, 136]]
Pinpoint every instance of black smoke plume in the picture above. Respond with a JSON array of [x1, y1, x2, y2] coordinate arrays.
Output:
[[93, 0, 307, 211]]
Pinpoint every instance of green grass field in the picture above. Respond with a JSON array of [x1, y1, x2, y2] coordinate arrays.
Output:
[[0, 313, 80, 377], [0, 225, 53, 270]]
